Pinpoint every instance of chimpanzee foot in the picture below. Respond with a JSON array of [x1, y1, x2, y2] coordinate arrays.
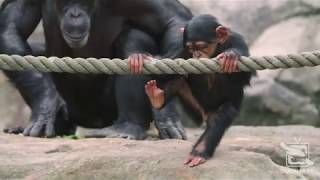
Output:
[[81, 121, 147, 140], [153, 103, 187, 140], [145, 80, 165, 109]]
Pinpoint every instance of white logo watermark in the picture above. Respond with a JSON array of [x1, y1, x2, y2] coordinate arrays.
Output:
[[281, 137, 314, 168]]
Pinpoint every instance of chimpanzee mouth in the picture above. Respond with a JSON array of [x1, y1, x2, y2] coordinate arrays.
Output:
[[64, 33, 87, 41], [63, 33, 89, 48]]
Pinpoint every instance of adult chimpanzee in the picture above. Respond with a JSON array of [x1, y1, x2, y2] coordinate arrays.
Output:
[[139, 15, 252, 167], [0, 0, 192, 139]]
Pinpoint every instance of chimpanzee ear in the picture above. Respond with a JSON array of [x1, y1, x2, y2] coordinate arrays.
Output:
[[216, 26, 229, 44], [180, 27, 185, 34]]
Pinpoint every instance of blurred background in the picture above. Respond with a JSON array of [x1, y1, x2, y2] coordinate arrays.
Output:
[[1, 0, 320, 130]]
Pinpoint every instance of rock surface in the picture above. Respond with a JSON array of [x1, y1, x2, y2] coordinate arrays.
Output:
[[1, 0, 320, 130], [1, 126, 319, 180]]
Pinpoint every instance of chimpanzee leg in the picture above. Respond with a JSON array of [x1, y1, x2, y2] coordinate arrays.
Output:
[[101, 75, 152, 140], [149, 78, 190, 140], [112, 28, 186, 140], [3, 71, 75, 137]]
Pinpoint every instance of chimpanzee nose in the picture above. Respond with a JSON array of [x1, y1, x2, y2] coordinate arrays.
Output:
[[194, 51, 202, 58], [69, 8, 82, 18]]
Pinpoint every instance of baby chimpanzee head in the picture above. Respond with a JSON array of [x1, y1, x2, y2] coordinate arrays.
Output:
[[183, 14, 229, 58]]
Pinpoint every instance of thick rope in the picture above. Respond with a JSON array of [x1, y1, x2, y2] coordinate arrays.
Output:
[[0, 51, 319, 74]]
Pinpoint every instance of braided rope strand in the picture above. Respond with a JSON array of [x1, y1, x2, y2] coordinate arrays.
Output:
[[0, 51, 319, 74]]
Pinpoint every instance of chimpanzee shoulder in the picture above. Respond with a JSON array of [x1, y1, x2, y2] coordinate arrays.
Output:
[[1, 0, 15, 10]]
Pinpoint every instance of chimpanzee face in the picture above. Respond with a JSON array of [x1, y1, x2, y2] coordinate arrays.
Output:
[[185, 41, 218, 59], [54, 0, 97, 48]]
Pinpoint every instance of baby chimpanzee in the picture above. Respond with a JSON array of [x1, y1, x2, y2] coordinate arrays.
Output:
[[144, 14, 252, 167]]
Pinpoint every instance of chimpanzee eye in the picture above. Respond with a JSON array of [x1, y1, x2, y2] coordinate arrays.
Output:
[[187, 47, 194, 53], [185, 44, 192, 50], [198, 43, 209, 49]]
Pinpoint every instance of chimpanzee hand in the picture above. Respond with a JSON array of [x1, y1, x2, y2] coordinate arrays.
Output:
[[4, 99, 73, 137], [23, 97, 74, 138], [128, 53, 153, 74], [184, 155, 207, 167], [184, 139, 209, 167], [217, 50, 240, 73], [3, 127, 24, 134]]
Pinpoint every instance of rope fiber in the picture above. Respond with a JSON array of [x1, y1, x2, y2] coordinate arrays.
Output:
[[0, 51, 319, 74]]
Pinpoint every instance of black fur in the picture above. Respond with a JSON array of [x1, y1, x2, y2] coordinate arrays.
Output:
[[0, 0, 192, 139]]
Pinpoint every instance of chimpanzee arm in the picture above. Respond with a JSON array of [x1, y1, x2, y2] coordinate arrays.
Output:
[[224, 32, 250, 57], [114, 28, 159, 58], [0, 0, 72, 138], [187, 103, 238, 165], [111, 0, 192, 58], [0, 0, 41, 55], [221, 32, 253, 84]]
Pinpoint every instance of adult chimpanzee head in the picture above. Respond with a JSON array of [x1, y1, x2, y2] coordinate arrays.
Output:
[[183, 14, 230, 59], [54, 0, 97, 48]]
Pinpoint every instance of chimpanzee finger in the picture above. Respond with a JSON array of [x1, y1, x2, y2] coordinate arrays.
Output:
[[167, 118, 186, 140], [138, 54, 144, 73], [128, 56, 133, 73], [218, 54, 226, 72], [184, 156, 194, 165], [135, 55, 141, 74], [23, 123, 34, 136], [166, 126, 183, 139], [153, 80, 158, 97], [223, 55, 230, 73], [189, 157, 201, 167], [220, 53, 227, 72], [45, 120, 56, 138], [145, 81, 151, 88], [145, 81, 152, 96], [140, 54, 146, 73], [229, 53, 238, 73], [136, 55, 140, 74], [233, 53, 239, 61], [128, 56, 131, 72], [158, 128, 170, 139], [29, 121, 45, 137], [217, 52, 226, 59], [232, 59, 238, 73], [189, 157, 206, 167], [228, 60, 235, 74], [131, 55, 137, 74], [228, 60, 234, 73], [149, 80, 154, 97], [142, 54, 151, 71], [147, 80, 153, 95], [178, 126, 187, 140], [132, 55, 137, 74], [153, 80, 158, 96], [144, 85, 149, 94], [3, 127, 24, 134], [226, 52, 236, 73], [189, 159, 199, 167]]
